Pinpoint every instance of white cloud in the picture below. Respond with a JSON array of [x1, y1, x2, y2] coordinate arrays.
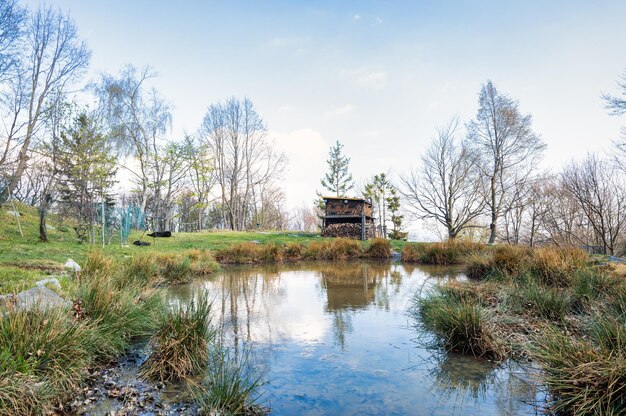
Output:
[[353, 14, 361, 21], [324, 104, 354, 118], [270, 128, 329, 209], [343, 68, 389, 90]]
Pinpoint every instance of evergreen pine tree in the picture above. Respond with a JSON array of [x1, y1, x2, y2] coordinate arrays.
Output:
[[320, 140, 354, 197]]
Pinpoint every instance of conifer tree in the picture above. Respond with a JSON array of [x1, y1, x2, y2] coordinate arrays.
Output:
[[320, 140, 354, 197]]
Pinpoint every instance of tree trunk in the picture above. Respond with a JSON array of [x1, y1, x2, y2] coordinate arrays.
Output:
[[38, 200, 49, 242], [488, 174, 497, 244]]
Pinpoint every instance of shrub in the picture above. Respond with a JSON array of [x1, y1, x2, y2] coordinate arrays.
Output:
[[365, 238, 391, 259], [140, 295, 214, 382], [533, 328, 626, 415]]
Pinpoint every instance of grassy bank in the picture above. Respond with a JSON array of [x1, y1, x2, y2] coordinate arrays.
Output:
[[402, 240, 486, 264], [0, 251, 264, 415], [0, 202, 404, 293], [411, 246, 626, 415]]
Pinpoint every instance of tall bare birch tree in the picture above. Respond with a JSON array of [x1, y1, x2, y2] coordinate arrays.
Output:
[[198, 98, 285, 230], [467, 81, 545, 244], [96, 66, 171, 217]]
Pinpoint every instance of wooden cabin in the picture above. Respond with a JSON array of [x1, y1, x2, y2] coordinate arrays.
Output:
[[321, 197, 375, 240]]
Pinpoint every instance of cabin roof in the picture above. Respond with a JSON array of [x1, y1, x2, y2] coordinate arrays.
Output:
[[322, 196, 370, 203]]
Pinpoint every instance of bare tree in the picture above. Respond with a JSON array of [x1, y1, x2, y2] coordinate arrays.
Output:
[[183, 134, 216, 229], [561, 154, 626, 255], [0, 0, 25, 81], [198, 98, 286, 230], [95, 66, 172, 218], [0, 8, 90, 203], [291, 203, 318, 232], [467, 80, 546, 244], [602, 69, 626, 169], [0, 6, 90, 203], [400, 119, 485, 239]]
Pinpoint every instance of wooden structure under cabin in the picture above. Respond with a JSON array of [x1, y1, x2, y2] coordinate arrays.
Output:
[[321, 197, 375, 240]]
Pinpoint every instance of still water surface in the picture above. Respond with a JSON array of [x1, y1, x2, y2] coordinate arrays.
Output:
[[170, 262, 544, 416]]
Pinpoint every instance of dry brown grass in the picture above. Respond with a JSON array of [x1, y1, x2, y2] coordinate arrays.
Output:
[[364, 238, 391, 259], [402, 239, 484, 264]]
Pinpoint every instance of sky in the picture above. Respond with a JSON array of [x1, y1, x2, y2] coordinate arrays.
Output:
[[22, 0, 626, 235]]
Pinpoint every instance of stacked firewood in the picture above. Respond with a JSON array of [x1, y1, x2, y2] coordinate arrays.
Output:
[[322, 223, 375, 239]]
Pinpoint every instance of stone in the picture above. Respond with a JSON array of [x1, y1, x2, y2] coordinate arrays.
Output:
[[64, 258, 81, 272], [8, 286, 70, 311], [36, 277, 62, 290], [4, 210, 20, 217]]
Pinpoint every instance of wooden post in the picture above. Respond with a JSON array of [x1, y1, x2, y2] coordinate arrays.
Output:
[[361, 204, 365, 241]]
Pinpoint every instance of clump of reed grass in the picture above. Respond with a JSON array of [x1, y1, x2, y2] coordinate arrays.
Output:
[[517, 279, 572, 320], [186, 249, 220, 275], [140, 295, 214, 382], [589, 314, 626, 352], [529, 247, 588, 287], [303, 238, 362, 260], [573, 268, 621, 300], [365, 238, 391, 258], [0, 369, 51, 416], [0, 306, 90, 415], [283, 243, 304, 261], [215, 243, 261, 264], [533, 327, 626, 415], [76, 252, 164, 360], [260, 243, 284, 263], [402, 240, 483, 264], [156, 253, 193, 285], [81, 249, 116, 281], [192, 346, 265, 415], [413, 287, 505, 359], [120, 254, 159, 288]]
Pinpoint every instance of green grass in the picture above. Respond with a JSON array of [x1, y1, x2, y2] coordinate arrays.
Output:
[[0, 250, 167, 415], [192, 346, 265, 415], [533, 327, 626, 416], [413, 285, 505, 359], [140, 294, 215, 382]]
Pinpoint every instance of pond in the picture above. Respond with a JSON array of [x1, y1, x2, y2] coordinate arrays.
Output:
[[166, 261, 544, 415]]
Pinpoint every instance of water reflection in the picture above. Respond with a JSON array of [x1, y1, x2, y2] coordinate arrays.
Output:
[[168, 261, 543, 415]]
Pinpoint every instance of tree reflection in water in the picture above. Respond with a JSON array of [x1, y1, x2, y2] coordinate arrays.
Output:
[[164, 261, 544, 415]]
